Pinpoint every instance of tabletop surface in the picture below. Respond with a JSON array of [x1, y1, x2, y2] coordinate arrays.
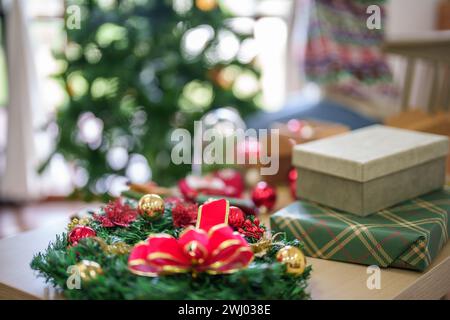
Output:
[[1, 188, 450, 300]]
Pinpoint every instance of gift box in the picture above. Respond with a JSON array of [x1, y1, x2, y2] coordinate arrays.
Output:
[[255, 120, 349, 184], [270, 188, 450, 271], [384, 110, 450, 176], [293, 125, 449, 216]]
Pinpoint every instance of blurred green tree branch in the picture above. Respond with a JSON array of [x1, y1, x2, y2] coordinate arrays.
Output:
[[44, 0, 261, 200]]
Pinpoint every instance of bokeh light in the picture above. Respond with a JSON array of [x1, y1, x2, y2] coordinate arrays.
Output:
[[106, 147, 129, 171], [126, 154, 152, 183], [67, 71, 89, 98], [96, 23, 127, 48], [182, 25, 215, 59], [179, 80, 214, 112], [217, 29, 240, 62], [77, 112, 104, 147]]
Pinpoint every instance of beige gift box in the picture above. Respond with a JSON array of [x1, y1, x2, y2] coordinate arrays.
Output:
[[293, 125, 449, 216]]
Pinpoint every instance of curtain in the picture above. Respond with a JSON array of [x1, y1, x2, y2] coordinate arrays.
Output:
[[0, 0, 40, 201]]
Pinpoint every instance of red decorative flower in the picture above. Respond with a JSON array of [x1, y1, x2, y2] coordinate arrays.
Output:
[[228, 206, 245, 228], [128, 225, 254, 276], [93, 199, 138, 228], [172, 202, 199, 228]]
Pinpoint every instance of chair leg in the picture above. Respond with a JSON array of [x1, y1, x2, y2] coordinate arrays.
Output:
[[401, 58, 414, 111]]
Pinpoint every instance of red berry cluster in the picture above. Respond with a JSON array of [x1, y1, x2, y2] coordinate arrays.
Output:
[[228, 206, 264, 240], [237, 217, 264, 240]]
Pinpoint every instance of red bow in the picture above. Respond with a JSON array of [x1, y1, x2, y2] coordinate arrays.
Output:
[[128, 224, 253, 276]]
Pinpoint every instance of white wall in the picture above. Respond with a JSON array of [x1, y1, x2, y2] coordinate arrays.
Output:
[[386, 0, 439, 34]]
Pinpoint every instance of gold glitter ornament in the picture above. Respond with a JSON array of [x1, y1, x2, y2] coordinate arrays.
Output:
[[92, 237, 131, 255], [250, 233, 284, 258], [67, 218, 79, 231], [76, 260, 103, 282], [106, 242, 131, 255], [78, 217, 91, 226], [67, 216, 91, 231], [138, 194, 165, 220], [276, 245, 307, 275]]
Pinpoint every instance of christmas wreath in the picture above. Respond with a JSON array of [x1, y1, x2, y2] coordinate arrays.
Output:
[[31, 192, 311, 300]]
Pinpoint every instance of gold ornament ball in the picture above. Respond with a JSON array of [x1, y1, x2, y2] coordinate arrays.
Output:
[[138, 194, 165, 220], [276, 245, 306, 275], [76, 260, 103, 282]]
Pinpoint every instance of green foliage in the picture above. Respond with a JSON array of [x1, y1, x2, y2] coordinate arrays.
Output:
[[31, 200, 311, 300], [48, 0, 261, 199]]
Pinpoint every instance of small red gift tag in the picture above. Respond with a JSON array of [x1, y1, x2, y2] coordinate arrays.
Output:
[[196, 199, 229, 231]]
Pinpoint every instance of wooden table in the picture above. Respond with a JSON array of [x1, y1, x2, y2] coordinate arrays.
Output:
[[1, 188, 450, 300]]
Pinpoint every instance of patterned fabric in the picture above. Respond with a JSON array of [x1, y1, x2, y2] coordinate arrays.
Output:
[[271, 188, 450, 271]]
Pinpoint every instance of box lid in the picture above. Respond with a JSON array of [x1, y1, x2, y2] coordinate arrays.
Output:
[[292, 125, 449, 182]]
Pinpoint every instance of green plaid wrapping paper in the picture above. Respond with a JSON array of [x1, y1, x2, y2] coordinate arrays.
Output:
[[270, 188, 450, 271]]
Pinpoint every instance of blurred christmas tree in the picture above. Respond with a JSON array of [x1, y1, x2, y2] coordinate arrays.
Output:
[[46, 0, 261, 199]]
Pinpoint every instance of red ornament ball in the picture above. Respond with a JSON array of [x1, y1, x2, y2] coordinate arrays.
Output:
[[288, 168, 298, 199], [68, 226, 96, 246], [251, 181, 277, 210], [228, 206, 245, 228], [213, 169, 244, 197]]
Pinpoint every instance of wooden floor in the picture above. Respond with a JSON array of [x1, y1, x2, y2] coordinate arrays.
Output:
[[0, 201, 97, 239]]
